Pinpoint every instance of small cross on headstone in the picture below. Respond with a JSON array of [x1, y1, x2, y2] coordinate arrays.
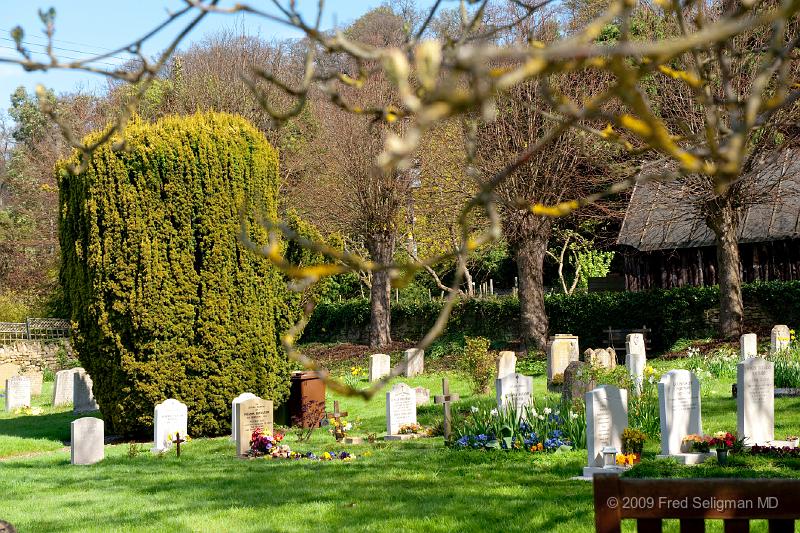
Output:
[[326, 400, 349, 440], [172, 432, 186, 458], [434, 378, 460, 442]]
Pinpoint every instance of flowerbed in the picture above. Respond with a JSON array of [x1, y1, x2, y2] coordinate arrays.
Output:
[[247, 428, 356, 461]]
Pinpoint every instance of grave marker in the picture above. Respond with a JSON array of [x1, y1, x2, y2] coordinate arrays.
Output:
[[0, 363, 20, 392], [585, 385, 628, 469], [414, 387, 430, 405], [152, 399, 188, 453], [22, 371, 43, 396], [495, 373, 533, 414], [771, 325, 791, 354], [5, 376, 31, 412], [230, 392, 259, 441], [434, 378, 460, 441], [658, 370, 703, 457], [547, 335, 579, 383], [71, 417, 104, 465], [737, 358, 774, 446], [53, 368, 82, 406], [403, 348, 424, 377], [626, 334, 647, 396], [496, 351, 517, 380], [369, 354, 391, 382], [740, 333, 757, 361], [73, 371, 99, 414], [236, 397, 274, 456], [385, 383, 417, 438]]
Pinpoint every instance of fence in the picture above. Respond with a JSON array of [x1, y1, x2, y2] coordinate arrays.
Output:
[[0, 318, 71, 344]]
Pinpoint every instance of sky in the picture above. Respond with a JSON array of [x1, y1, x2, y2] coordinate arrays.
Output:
[[0, 1, 434, 112]]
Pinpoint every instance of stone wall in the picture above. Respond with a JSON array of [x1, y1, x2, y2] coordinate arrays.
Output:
[[0, 340, 74, 372]]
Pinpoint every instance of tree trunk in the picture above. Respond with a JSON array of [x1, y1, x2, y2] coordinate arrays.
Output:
[[706, 201, 744, 338], [366, 232, 395, 348], [507, 213, 551, 352]]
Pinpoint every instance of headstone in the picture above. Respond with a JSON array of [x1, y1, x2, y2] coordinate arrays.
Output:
[[22, 371, 43, 396], [496, 373, 534, 413], [770, 325, 791, 354], [5, 376, 31, 412], [547, 335, 579, 382], [496, 351, 517, 380], [369, 353, 391, 382], [230, 392, 259, 441], [403, 348, 424, 377], [737, 358, 774, 446], [585, 385, 628, 468], [626, 333, 646, 358], [584, 348, 596, 365], [414, 387, 430, 405], [0, 363, 20, 392], [658, 370, 702, 456], [626, 352, 646, 396], [71, 417, 104, 465], [152, 398, 188, 453], [53, 368, 82, 406], [386, 383, 417, 436], [562, 361, 595, 403], [740, 333, 757, 361], [236, 397, 274, 456], [592, 348, 615, 370], [73, 371, 99, 413]]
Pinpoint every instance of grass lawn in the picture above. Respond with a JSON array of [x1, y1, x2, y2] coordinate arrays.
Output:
[[1, 362, 799, 532]]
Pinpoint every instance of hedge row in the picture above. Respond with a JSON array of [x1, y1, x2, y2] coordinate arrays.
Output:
[[302, 281, 800, 351]]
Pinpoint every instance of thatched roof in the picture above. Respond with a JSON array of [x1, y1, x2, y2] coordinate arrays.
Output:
[[617, 153, 800, 251]]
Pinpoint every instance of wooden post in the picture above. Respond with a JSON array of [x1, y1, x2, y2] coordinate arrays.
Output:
[[433, 378, 460, 442]]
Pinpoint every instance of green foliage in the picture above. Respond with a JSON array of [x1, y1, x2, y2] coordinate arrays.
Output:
[[58, 112, 292, 437], [459, 337, 494, 394], [8, 86, 55, 146], [574, 249, 614, 290], [769, 346, 800, 388]]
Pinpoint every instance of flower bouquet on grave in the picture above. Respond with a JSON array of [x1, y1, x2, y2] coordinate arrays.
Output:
[[616, 453, 638, 467], [398, 423, 425, 435], [329, 417, 358, 441], [709, 431, 737, 466], [249, 427, 285, 457], [682, 434, 710, 453], [621, 428, 646, 463]]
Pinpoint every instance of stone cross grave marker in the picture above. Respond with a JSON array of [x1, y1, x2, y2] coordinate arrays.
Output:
[[740, 333, 757, 361], [5, 376, 31, 412], [658, 370, 702, 456], [172, 433, 186, 457], [495, 373, 533, 414], [236, 397, 274, 456], [737, 357, 774, 446], [770, 325, 791, 354], [496, 351, 517, 380], [71, 417, 104, 465], [152, 398, 188, 453], [547, 335, 579, 383], [585, 385, 628, 468], [326, 400, 348, 440], [386, 383, 417, 437], [403, 348, 424, 377], [73, 370, 99, 414], [231, 392, 259, 441], [434, 378, 460, 442], [53, 368, 82, 407], [0, 363, 20, 393], [369, 353, 391, 382]]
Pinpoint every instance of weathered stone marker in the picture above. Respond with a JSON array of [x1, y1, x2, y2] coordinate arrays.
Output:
[[71, 417, 104, 465], [369, 353, 391, 382], [236, 397, 274, 456], [434, 377, 460, 442]]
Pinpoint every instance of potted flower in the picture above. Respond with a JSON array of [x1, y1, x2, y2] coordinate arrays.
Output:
[[709, 431, 736, 466], [681, 434, 707, 453], [621, 428, 647, 463], [787, 435, 799, 448]]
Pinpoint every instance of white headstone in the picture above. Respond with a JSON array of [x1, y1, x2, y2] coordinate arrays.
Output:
[[737, 358, 774, 446], [658, 370, 702, 456], [497, 351, 517, 380], [547, 335, 579, 382], [770, 325, 791, 354], [586, 385, 628, 467], [152, 398, 188, 452], [236, 397, 274, 456], [53, 368, 83, 406], [386, 383, 417, 435], [414, 386, 430, 405], [740, 333, 757, 361], [496, 373, 534, 413], [0, 363, 20, 392], [5, 376, 31, 411], [626, 333, 646, 357], [626, 353, 646, 395], [403, 348, 424, 377], [73, 371, 99, 413], [369, 353, 391, 382], [71, 417, 104, 465], [231, 393, 259, 441]]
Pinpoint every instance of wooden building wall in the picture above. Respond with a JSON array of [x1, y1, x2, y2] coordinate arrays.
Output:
[[623, 238, 800, 291]]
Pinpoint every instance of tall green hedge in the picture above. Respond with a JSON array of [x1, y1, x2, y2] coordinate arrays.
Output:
[[58, 112, 290, 437], [303, 281, 800, 351]]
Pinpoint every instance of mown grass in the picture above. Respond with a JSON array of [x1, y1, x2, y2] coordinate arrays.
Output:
[[0, 362, 799, 532]]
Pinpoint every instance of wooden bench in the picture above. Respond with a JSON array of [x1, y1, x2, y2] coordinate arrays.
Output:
[[606, 326, 652, 358], [594, 473, 800, 532]]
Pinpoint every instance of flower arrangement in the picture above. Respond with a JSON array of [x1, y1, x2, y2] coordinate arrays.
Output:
[[249, 427, 284, 456], [329, 417, 358, 441], [682, 434, 710, 453], [398, 423, 425, 435], [709, 431, 736, 451], [616, 453, 638, 466], [621, 428, 647, 454], [751, 444, 800, 458]]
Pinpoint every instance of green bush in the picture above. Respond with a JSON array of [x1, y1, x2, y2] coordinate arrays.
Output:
[[460, 337, 494, 394], [58, 112, 292, 437]]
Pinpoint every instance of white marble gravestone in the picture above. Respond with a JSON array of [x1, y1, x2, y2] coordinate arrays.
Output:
[[496, 373, 534, 414], [53, 368, 82, 406], [584, 385, 628, 476], [71, 417, 104, 465], [236, 397, 274, 456], [658, 370, 703, 463], [5, 376, 31, 412], [152, 398, 188, 452], [737, 358, 774, 446], [547, 335, 579, 383], [740, 333, 758, 361], [230, 392, 259, 441], [369, 353, 391, 382], [496, 351, 517, 380], [403, 348, 424, 377], [73, 370, 99, 413], [771, 325, 791, 354], [385, 383, 417, 438]]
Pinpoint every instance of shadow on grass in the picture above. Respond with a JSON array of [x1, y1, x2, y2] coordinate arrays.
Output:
[[0, 411, 85, 444]]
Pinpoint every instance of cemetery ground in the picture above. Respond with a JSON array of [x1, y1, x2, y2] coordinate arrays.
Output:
[[2, 352, 800, 532]]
